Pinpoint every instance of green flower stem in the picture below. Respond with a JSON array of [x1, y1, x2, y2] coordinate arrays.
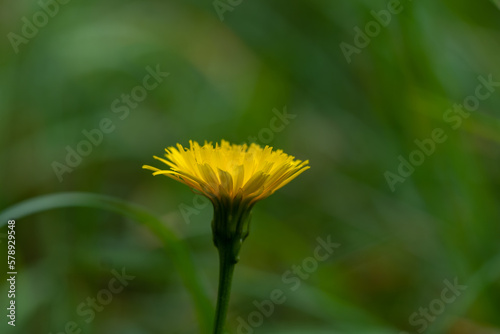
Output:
[[213, 241, 238, 334], [211, 197, 252, 333]]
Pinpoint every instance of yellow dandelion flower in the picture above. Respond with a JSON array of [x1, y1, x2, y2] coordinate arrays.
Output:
[[142, 140, 309, 206], [143, 140, 309, 333]]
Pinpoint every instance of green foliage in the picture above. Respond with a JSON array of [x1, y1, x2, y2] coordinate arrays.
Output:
[[1, 0, 500, 333]]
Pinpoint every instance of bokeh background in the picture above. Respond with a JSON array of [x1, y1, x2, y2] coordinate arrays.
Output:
[[1, 0, 500, 333]]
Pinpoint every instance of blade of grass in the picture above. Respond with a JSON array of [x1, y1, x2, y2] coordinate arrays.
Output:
[[0, 192, 213, 334]]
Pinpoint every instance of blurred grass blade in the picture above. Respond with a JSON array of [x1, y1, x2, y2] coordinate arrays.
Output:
[[0, 192, 213, 334]]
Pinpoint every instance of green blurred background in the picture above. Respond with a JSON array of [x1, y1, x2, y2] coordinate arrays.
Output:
[[1, 0, 500, 333]]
